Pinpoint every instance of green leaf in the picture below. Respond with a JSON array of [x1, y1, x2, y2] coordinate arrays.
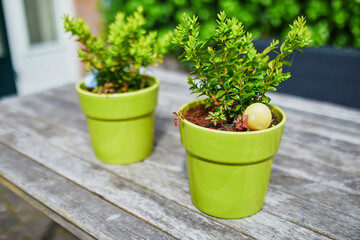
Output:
[[268, 86, 277, 92], [268, 60, 275, 69], [280, 42, 286, 53], [275, 62, 283, 69], [216, 90, 226, 98], [283, 61, 292, 66]]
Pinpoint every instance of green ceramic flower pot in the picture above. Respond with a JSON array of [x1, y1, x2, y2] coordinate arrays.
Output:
[[75, 76, 160, 164], [179, 99, 286, 219]]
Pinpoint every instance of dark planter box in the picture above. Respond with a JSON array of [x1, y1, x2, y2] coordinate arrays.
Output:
[[254, 40, 360, 109]]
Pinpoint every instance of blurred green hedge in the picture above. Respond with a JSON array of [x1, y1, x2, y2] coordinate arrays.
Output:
[[100, 0, 360, 48]]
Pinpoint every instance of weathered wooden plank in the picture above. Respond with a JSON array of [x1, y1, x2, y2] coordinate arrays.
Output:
[[0, 123, 252, 240], [155, 106, 360, 177], [263, 190, 360, 239], [0, 115, 332, 239], [1, 92, 88, 135], [267, 91, 360, 124], [0, 144, 175, 240], [1, 91, 360, 196], [284, 129, 358, 171], [0, 119, 352, 239], [279, 107, 360, 151], [0, 107, 357, 239], [155, 69, 360, 149], [278, 135, 360, 176], [155, 109, 360, 177], [5, 67, 360, 136], [0, 177, 96, 240], [10, 76, 360, 156], [271, 155, 360, 219], [283, 118, 360, 150], [4, 73, 357, 149], [157, 80, 360, 149], [1, 94, 360, 197], [1, 68, 360, 238], [4, 88, 360, 178], [2, 101, 359, 195]]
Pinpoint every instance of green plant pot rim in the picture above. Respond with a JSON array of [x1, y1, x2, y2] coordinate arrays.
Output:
[[179, 98, 286, 135], [75, 75, 160, 98]]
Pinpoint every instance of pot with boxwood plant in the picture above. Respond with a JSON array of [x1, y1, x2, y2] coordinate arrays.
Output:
[[173, 11, 311, 218], [63, 7, 172, 164]]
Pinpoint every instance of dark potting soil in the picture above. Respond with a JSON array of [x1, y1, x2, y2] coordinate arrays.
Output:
[[183, 104, 280, 132]]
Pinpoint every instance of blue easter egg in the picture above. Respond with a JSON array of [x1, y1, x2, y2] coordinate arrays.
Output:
[[84, 72, 98, 89]]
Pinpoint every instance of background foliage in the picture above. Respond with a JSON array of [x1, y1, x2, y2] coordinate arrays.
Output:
[[100, 0, 360, 48]]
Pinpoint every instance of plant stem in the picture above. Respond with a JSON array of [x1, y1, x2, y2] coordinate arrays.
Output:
[[220, 40, 229, 94], [215, 64, 228, 94], [194, 57, 216, 99], [239, 77, 243, 114], [140, 78, 146, 89], [259, 50, 285, 101], [259, 68, 275, 101]]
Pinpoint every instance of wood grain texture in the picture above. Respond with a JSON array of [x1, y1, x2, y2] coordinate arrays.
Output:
[[0, 111, 328, 239], [0, 144, 174, 240], [0, 118, 358, 239], [4, 80, 360, 176], [1, 67, 360, 239], [0, 177, 96, 240], [0, 121, 252, 240]]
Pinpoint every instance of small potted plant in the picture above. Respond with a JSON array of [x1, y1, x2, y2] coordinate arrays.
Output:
[[63, 7, 172, 164], [173, 12, 311, 218]]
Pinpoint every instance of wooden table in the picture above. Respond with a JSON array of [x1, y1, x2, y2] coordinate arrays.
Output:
[[0, 68, 359, 239]]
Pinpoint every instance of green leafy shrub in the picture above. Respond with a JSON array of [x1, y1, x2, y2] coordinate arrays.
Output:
[[173, 12, 311, 125], [100, 0, 218, 40], [101, 0, 360, 48], [63, 7, 172, 93]]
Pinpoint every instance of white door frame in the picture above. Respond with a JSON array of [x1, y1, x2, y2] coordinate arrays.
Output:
[[2, 0, 81, 95]]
